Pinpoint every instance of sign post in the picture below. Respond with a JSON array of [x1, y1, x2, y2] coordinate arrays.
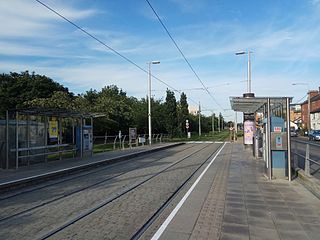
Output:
[[186, 119, 191, 139]]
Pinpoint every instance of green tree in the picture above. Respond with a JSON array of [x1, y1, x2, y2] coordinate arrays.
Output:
[[93, 85, 134, 135], [24, 91, 76, 110], [164, 89, 178, 136], [0, 71, 69, 116], [177, 92, 189, 136]]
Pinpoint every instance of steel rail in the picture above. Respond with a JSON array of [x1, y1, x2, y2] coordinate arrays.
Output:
[[37, 143, 221, 240], [0, 144, 197, 223], [130, 143, 225, 240]]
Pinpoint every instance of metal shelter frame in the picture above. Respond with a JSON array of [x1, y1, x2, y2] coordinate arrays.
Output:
[[230, 96, 293, 181], [3, 108, 99, 169]]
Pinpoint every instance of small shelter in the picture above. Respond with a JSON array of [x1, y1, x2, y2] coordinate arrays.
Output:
[[0, 108, 99, 169], [230, 96, 293, 181]]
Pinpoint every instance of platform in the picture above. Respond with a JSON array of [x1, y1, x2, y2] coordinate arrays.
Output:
[[152, 141, 320, 240]]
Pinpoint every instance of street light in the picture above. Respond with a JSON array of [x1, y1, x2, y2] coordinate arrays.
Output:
[[235, 50, 253, 93], [148, 61, 160, 145], [198, 102, 201, 136], [292, 83, 310, 134]]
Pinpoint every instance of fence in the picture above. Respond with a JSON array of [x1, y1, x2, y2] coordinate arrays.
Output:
[[291, 139, 320, 179], [93, 133, 170, 153]]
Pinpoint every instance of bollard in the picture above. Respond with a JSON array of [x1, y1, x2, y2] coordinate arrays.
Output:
[[305, 144, 310, 176]]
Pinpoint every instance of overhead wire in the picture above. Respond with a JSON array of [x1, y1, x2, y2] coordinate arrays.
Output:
[[293, 93, 308, 104], [35, 0, 199, 105], [145, 0, 225, 111]]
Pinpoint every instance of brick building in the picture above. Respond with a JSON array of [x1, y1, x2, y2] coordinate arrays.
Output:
[[290, 104, 301, 126], [300, 88, 320, 130]]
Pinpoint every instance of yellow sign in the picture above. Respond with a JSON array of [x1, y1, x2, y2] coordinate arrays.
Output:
[[49, 120, 58, 138]]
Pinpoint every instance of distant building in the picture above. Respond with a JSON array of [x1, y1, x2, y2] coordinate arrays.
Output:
[[311, 107, 320, 130], [290, 104, 301, 126], [300, 88, 320, 130], [188, 106, 198, 116]]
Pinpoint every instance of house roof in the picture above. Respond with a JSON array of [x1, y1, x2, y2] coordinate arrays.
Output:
[[301, 93, 320, 105]]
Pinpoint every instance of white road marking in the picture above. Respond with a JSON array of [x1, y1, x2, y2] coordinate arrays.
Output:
[[150, 142, 227, 240]]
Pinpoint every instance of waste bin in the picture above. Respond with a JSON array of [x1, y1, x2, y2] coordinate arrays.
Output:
[[253, 129, 262, 158]]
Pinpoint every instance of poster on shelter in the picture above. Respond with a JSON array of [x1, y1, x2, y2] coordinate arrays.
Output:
[[129, 128, 137, 140], [49, 120, 58, 139], [244, 120, 255, 145]]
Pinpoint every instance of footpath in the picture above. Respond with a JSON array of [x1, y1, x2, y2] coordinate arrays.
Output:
[[155, 141, 320, 240]]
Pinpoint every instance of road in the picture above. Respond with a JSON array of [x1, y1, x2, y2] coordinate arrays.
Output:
[[291, 136, 320, 178]]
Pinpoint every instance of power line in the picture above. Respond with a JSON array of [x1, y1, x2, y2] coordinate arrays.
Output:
[[145, 0, 224, 110], [35, 0, 199, 105], [293, 93, 308, 104]]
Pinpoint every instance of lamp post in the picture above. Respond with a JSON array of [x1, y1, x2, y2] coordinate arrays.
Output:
[[235, 50, 253, 93], [148, 61, 160, 145], [198, 102, 201, 136], [292, 83, 310, 134]]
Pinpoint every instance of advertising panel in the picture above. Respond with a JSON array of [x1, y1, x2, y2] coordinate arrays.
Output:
[[129, 128, 137, 140], [244, 120, 255, 145], [49, 120, 58, 140]]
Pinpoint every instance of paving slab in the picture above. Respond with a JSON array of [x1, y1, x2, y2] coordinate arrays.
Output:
[[154, 141, 320, 240]]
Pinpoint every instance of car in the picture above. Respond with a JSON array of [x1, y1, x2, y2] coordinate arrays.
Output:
[[308, 130, 320, 141], [290, 129, 298, 137]]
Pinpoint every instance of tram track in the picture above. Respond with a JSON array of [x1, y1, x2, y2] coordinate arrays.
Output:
[[38, 142, 224, 240], [0, 144, 198, 222], [0, 144, 194, 201], [130, 142, 226, 240]]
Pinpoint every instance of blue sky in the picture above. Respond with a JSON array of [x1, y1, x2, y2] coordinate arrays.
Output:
[[1, 0, 320, 120]]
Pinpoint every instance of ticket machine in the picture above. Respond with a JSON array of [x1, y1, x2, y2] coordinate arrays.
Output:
[[76, 125, 93, 157], [270, 117, 288, 178]]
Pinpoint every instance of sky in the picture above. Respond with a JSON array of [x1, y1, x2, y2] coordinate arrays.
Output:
[[1, 0, 320, 121]]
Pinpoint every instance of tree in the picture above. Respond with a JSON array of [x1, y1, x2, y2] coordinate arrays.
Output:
[[24, 91, 76, 110], [177, 92, 189, 136], [164, 89, 178, 136], [93, 85, 134, 135], [0, 71, 69, 116]]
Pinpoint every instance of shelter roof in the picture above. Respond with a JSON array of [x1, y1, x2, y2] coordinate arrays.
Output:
[[8, 108, 104, 118], [230, 96, 292, 113]]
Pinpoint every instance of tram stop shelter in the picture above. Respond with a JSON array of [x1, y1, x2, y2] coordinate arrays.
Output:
[[0, 108, 100, 169], [230, 96, 293, 181]]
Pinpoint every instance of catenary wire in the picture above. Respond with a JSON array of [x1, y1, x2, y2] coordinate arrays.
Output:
[[145, 0, 225, 111], [35, 0, 200, 105]]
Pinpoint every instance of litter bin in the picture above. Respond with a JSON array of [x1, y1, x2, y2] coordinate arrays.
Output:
[[253, 130, 262, 158]]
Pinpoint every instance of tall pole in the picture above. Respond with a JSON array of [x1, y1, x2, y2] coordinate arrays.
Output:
[[147, 61, 160, 145], [148, 62, 152, 145], [212, 113, 214, 135], [235, 50, 252, 93], [286, 97, 292, 181], [198, 102, 201, 136], [6, 110, 9, 169], [308, 91, 311, 133], [248, 50, 251, 93], [235, 112, 237, 133], [218, 114, 221, 132]]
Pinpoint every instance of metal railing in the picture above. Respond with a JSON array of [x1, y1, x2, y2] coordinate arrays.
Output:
[[93, 134, 170, 153], [291, 139, 320, 179]]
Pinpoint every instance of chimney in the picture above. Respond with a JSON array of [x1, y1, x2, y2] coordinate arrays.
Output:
[[309, 90, 318, 98]]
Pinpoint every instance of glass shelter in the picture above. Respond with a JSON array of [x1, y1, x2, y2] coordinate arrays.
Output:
[[230, 96, 293, 181], [0, 108, 97, 169]]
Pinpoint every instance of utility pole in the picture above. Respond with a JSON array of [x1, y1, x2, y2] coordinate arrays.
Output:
[[212, 113, 215, 135], [198, 102, 201, 136]]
